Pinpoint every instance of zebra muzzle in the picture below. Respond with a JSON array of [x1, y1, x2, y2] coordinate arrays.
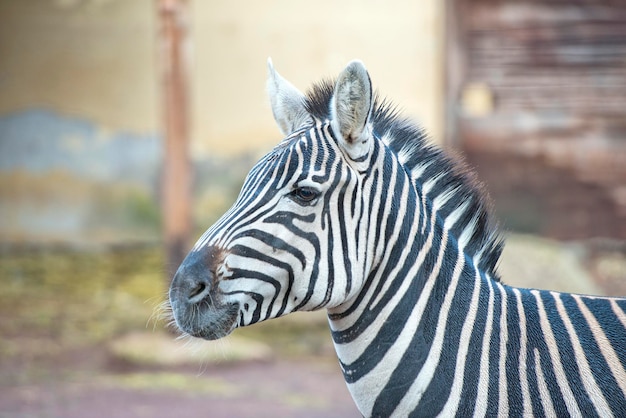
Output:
[[168, 249, 239, 340]]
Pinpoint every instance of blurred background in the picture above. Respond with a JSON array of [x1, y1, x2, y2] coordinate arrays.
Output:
[[0, 0, 624, 417]]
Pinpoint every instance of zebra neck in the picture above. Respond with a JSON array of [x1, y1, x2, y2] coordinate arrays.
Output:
[[326, 220, 497, 415], [328, 247, 626, 416]]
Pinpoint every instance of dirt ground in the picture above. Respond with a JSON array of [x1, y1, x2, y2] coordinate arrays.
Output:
[[1, 355, 360, 418]]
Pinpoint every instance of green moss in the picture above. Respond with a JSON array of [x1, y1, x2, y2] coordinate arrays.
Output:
[[0, 247, 168, 349]]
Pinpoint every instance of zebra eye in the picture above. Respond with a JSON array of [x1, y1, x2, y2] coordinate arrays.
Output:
[[290, 187, 320, 204]]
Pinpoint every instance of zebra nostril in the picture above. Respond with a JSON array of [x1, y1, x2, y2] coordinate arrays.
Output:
[[189, 282, 205, 298], [188, 280, 210, 304]]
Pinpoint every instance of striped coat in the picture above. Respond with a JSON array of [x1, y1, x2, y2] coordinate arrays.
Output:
[[169, 60, 626, 417]]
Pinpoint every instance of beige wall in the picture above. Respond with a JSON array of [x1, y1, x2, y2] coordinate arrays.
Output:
[[0, 0, 158, 133], [193, 0, 445, 156], [0, 0, 444, 157]]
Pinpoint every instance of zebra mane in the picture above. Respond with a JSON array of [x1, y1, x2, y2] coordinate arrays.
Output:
[[304, 80, 504, 279]]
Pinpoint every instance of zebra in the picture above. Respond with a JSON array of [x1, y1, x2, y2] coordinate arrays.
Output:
[[168, 59, 626, 417]]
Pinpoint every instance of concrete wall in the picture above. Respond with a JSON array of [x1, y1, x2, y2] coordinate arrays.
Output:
[[0, 0, 444, 244], [0, 0, 158, 133], [1, 0, 444, 157], [192, 0, 445, 155]]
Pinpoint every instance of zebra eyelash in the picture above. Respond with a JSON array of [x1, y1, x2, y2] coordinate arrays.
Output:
[[289, 186, 321, 205]]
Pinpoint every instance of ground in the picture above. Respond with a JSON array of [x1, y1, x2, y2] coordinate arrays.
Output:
[[1, 352, 359, 418]]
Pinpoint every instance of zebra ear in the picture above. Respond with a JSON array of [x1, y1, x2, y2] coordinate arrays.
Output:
[[331, 60, 373, 160], [267, 58, 311, 136]]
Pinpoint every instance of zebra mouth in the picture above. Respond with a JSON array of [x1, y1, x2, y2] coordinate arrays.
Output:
[[172, 299, 240, 341]]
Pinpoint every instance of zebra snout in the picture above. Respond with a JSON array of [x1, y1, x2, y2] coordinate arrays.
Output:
[[168, 250, 239, 340], [169, 261, 216, 308], [174, 267, 213, 305], [170, 247, 224, 305]]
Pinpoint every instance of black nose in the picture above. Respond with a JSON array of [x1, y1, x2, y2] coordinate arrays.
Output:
[[167, 248, 239, 340], [169, 250, 214, 306], [184, 274, 211, 304]]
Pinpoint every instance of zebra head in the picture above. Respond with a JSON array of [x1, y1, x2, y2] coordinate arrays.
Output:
[[169, 60, 382, 340]]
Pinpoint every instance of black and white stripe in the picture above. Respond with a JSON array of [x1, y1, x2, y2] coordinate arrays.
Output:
[[169, 60, 626, 417]]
